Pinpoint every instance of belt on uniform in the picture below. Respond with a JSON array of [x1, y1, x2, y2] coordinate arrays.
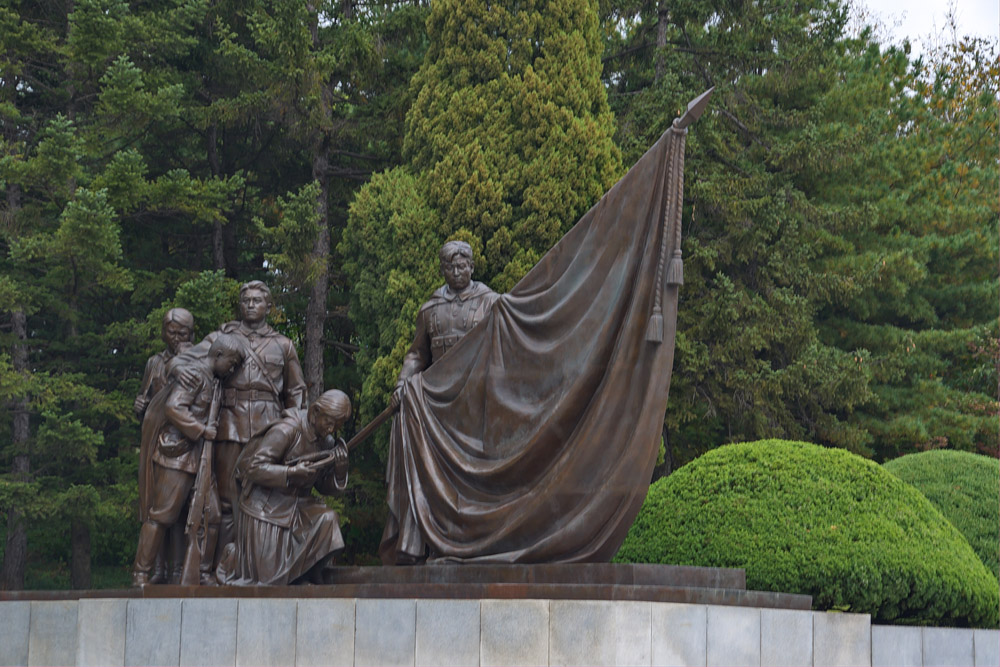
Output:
[[430, 333, 460, 350], [223, 388, 280, 406]]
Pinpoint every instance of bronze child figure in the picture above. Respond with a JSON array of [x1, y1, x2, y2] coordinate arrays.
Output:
[[132, 334, 244, 586]]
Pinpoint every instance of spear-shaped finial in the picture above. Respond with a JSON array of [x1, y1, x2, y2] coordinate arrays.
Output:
[[673, 87, 714, 131]]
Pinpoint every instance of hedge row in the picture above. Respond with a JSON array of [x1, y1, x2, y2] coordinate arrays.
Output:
[[615, 440, 999, 627], [884, 449, 999, 579]]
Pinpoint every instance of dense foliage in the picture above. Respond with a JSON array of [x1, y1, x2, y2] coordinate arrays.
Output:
[[0, 0, 427, 587], [1, 0, 996, 587], [615, 440, 1000, 627], [600, 0, 999, 467], [341, 0, 622, 447], [884, 450, 1000, 579]]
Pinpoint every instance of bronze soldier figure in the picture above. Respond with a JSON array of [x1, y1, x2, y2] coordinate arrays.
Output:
[[391, 240, 498, 409], [201, 280, 307, 566], [132, 335, 244, 586], [135, 307, 194, 584], [216, 390, 351, 585], [381, 240, 499, 564]]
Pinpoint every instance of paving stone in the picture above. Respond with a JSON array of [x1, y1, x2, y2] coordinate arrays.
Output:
[[236, 598, 297, 667], [355, 598, 415, 667], [415, 599, 480, 667], [707, 604, 759, 667], [974, 629, 1000, 667], [296, 598, 356, 667], [77, 599, 127, 667], [481, 599, 549, 667], [813, 612, 870, 667], [0, 601, 31, 667], [871, 625, 921, 667], [923, 627, 974, 667], [651, 603, 706, 667], [761, 608, 813, 667], [28, 600, 78, 667], [125, 598, 182, 667], [180, 598, 237, 666]]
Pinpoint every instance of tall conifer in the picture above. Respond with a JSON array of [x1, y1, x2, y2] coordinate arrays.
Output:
[[343, 0, 621, 432]]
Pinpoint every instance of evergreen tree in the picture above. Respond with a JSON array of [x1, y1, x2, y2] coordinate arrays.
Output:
[[603, 0, 880, 466], [340, 0, 621, 557], [816, 33, 999, 459], [343, 0, 621, 429], [601, 0, 997, 465], [2, 0, 429, 582]]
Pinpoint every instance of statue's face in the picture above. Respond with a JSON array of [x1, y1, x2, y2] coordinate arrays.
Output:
[[212, 349, 242, 378], [162, 321, 193, 354], [240, 289, 270, 325], [441, 256, 473, 292], [310, 408, 345, 439]]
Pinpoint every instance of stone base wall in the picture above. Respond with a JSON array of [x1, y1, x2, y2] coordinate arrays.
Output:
[[1, 598, 997, 666]]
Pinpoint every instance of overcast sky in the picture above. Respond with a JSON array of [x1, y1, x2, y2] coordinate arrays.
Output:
[[856, 0, 999, 57]]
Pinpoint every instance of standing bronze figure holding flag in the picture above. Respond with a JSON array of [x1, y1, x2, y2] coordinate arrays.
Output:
[[380, 89, 713, 565]]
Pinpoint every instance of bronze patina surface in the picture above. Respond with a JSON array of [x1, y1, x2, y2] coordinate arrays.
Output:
[[131, 335, 244, 586], [134, 308, 195, 584], [216, 390, 352, 586], [380, 91, 713, 565]]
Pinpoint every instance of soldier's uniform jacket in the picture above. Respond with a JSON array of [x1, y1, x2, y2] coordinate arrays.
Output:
[[398, 281, 499, 381], [151, 361, 216, 474], [207, 321, 306, 443], [235, 409, 346, 528]]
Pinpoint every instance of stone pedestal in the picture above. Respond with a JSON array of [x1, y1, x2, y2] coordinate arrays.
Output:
[[1, 565, 995, 667]]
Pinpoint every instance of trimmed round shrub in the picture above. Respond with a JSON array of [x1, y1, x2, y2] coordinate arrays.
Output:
[[615, 440, 999, 627], [884, 450, 999, 579]]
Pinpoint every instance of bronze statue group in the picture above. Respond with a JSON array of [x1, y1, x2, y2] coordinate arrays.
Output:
[[133, 101, 703, 576], [133, 280, 352, 586], [133, 241, 493, 585]]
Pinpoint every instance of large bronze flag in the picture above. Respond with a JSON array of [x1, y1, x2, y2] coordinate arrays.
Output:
[[381, 90, 712, 564]]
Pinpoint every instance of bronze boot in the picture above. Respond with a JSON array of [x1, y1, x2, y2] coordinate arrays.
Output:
[[199, 525, 220, 585], [132, 521, 165, 587]]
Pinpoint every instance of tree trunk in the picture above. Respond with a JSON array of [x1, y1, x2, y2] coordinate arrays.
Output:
[[70, 519, 91, 589], [304, 149, 331, 403], [66, 266, 91, 588], [661, 422, 674, 475], [1, 452, 28, 590], [1, 185, 29, 591], [207, 124, 228, 272], [655, 0, 669, 82], [303, 3, 331, 403], [650, 422, 674, 483]]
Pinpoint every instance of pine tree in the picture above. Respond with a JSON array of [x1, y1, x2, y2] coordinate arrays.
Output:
[[3, 0, 430, 581], [601, 0, 998, 465], [602, 0, 883, 466], [817, 33, 999, 459]]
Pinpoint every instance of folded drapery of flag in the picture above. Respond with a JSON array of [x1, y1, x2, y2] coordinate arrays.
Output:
[[380, 90, 712, 564]]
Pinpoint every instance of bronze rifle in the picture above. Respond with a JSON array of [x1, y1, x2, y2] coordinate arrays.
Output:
[[286, 403, 395, 469], [180, 379, 222, 586]]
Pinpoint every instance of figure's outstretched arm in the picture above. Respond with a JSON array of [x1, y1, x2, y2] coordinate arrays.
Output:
[[393, 310, 432, 409]]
